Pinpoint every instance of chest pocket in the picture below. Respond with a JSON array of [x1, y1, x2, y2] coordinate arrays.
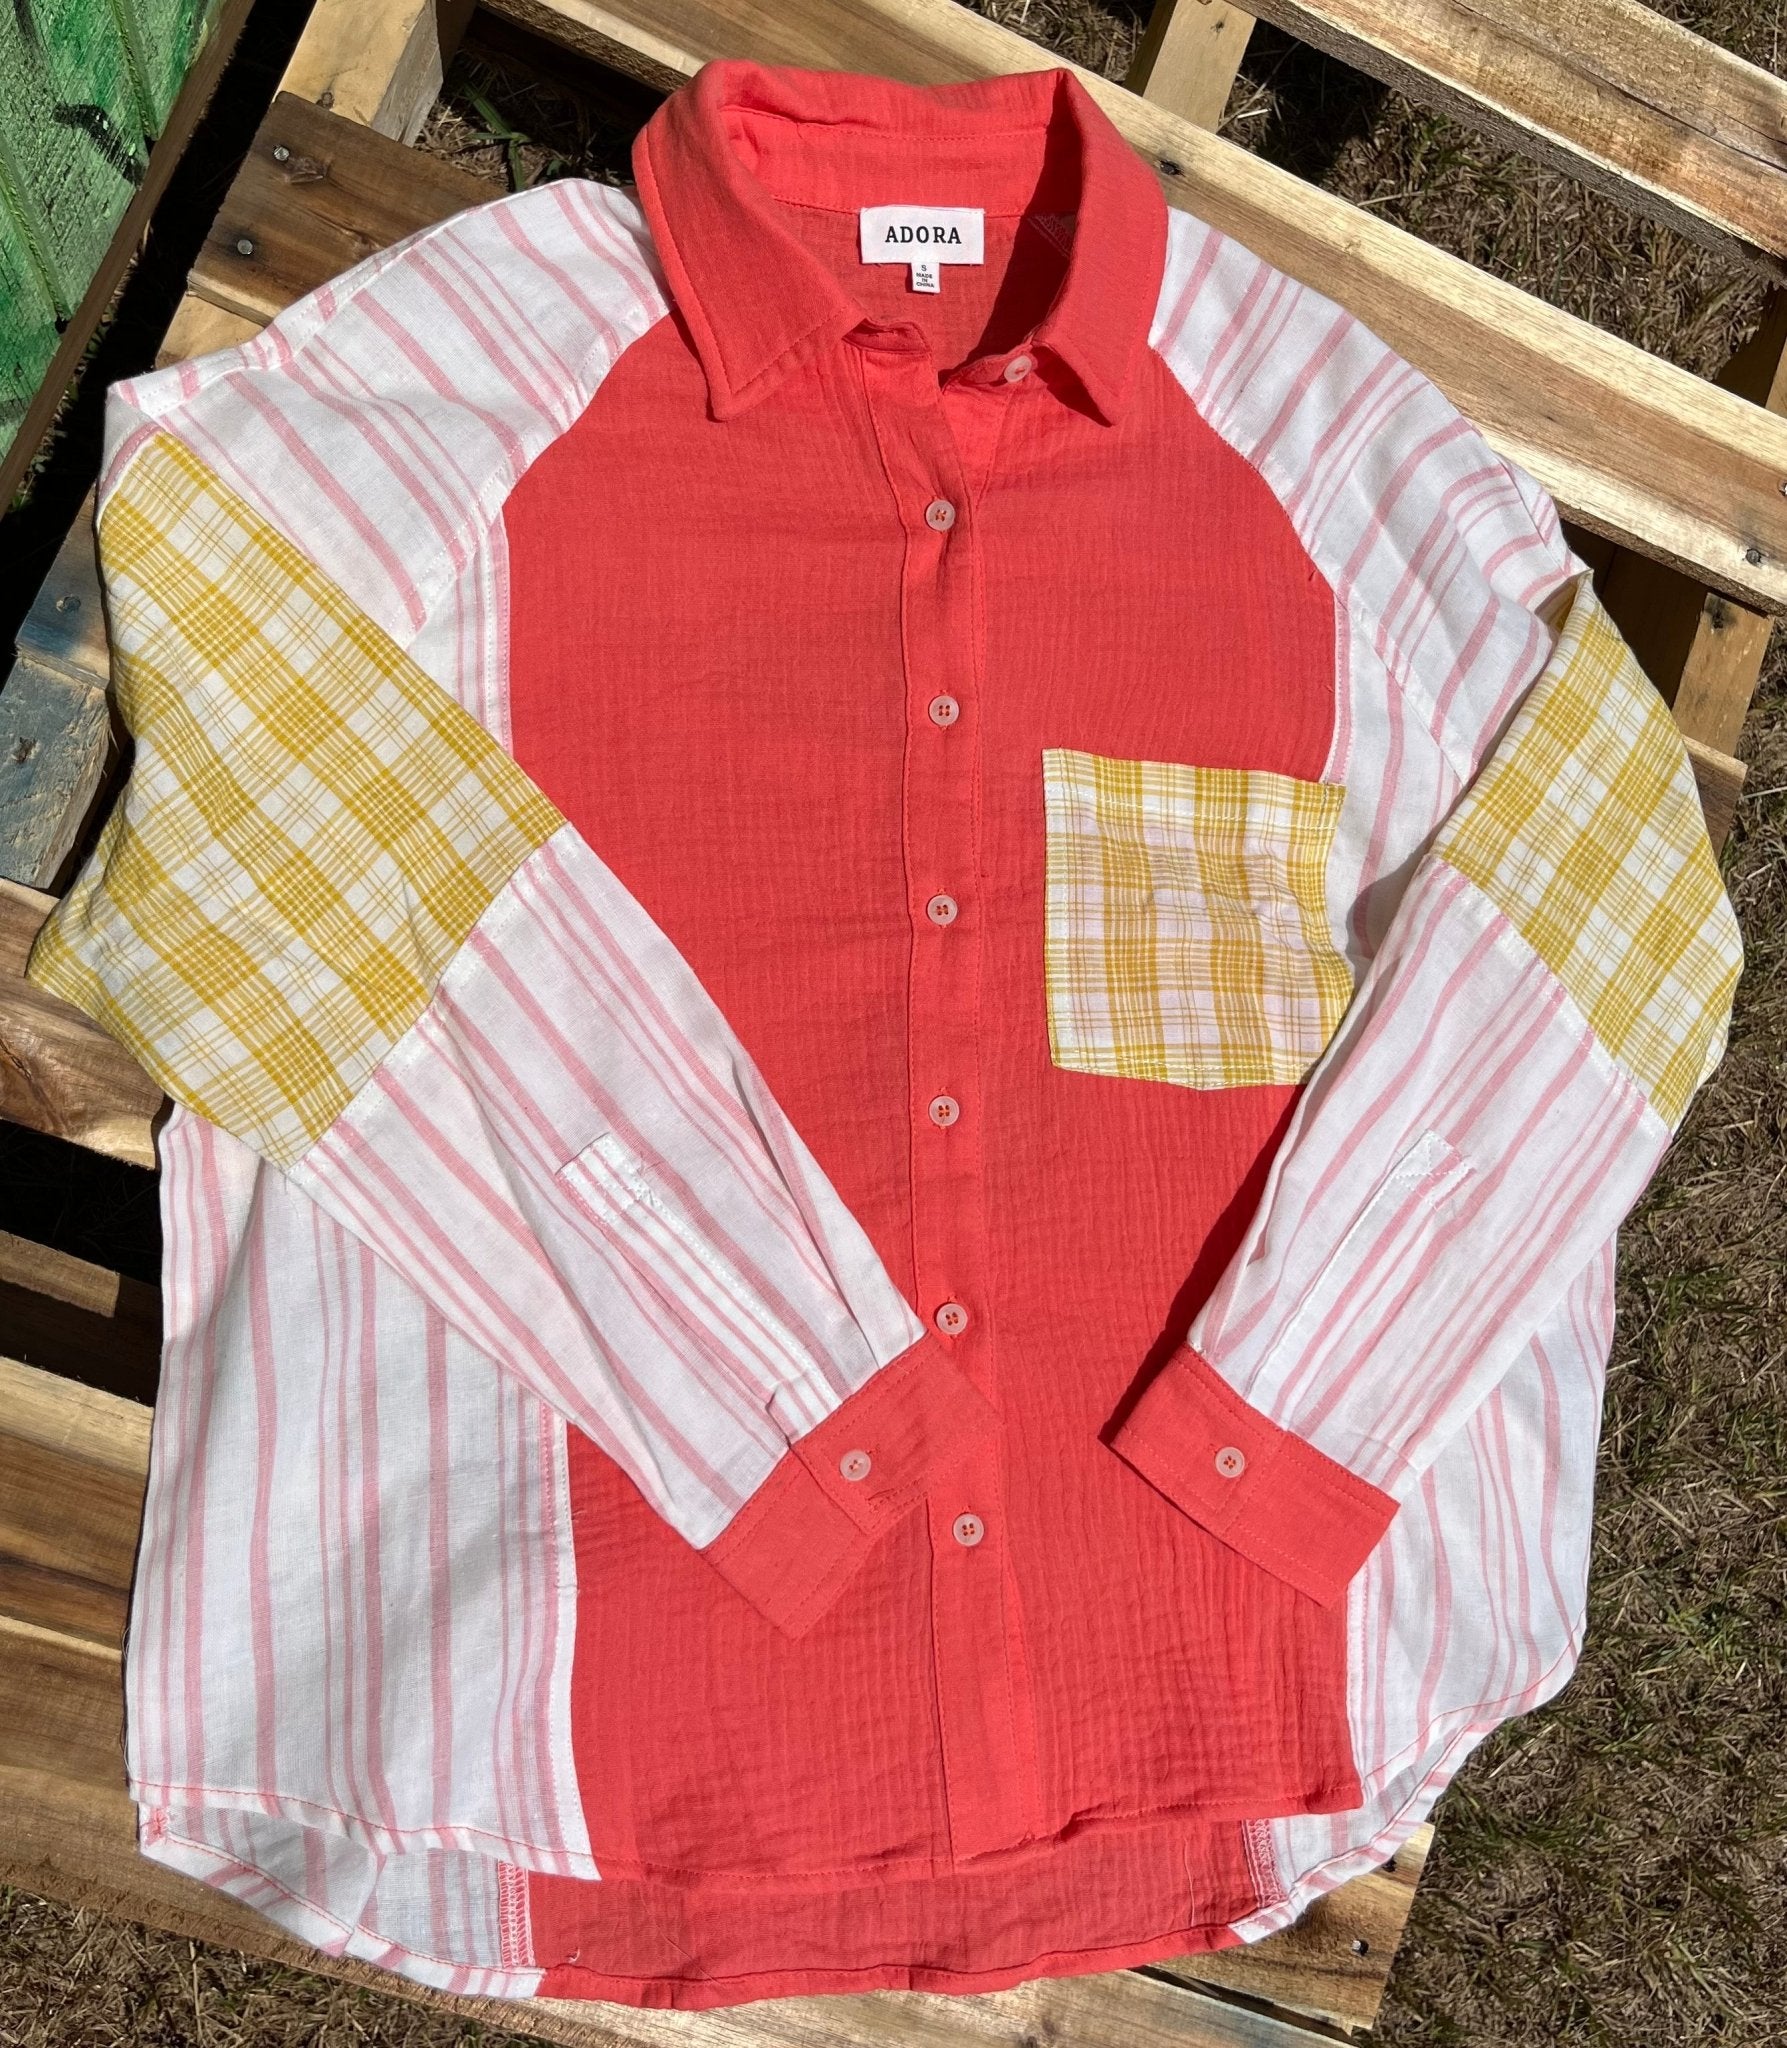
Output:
[[1041, 747, 1353, 1091]]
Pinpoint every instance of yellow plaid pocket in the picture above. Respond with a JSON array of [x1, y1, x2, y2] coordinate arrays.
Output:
[[1042, 748, 1353, 1090], [26, 431, 563, 1166]]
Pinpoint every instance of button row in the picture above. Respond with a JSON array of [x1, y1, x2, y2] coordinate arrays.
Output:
[[919, 472, 982, 1564]]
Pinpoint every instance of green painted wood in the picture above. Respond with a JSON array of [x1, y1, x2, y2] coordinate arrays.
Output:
[[0, 0, 226, 468], [0, 182, 62, 458]]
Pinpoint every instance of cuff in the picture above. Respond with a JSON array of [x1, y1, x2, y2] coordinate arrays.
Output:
[[1106, 1346, 1397, 1608], [699, 1336, 1001, 1639]]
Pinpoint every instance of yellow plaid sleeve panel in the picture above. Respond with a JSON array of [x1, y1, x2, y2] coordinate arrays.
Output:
[[27, 430, 563, 1165], [26, 426, 997, 1641], [1042, 749, 1352, 1090], [1435, 575, 1740, 1131], [1107, 569, 1742, 1611]]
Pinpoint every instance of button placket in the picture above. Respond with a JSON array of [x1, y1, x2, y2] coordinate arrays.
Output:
[[857, 334, 1041, 1863]]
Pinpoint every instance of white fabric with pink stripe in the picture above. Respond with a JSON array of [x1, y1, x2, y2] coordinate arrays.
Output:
[[108, 177, 925, 1982], [295, 823, 930, 1543], [134, 1107, 568, 1991], [101, 178, 669, 661], [1150, 207, 1661, 1924]]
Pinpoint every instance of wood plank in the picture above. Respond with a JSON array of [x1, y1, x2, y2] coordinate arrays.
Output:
[[189, 91, 492, 327], [1242, 0, 1787, 276], [0, 1354, 1408, 2041], [281, 0, 479, 143], [0, 878, 164, 1167], [0, 656, 114, 891], [154, 291, 263, 366], [1125, 0, 1255, 135], [1164, 1824, 1431, 2034], [1601, 288, 1787, 777], [476, 0, 1787, 617], [0, 0, 256, 506], [1684, 733, 1746, 853], [0, 1227, 161, 1401], [0, 491, 116, 892], [14, 491, 108, 681]]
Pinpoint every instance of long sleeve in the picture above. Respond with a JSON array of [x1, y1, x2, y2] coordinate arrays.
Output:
[[1106, 561, 1740, 1609], [26, 217, 999, 1643]]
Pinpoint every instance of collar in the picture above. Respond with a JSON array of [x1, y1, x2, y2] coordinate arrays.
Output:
[[631, 59, 1168, 425]]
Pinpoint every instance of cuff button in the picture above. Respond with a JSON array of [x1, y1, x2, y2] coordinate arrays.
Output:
[[840, 1449, 873, 1482], [1215, 1445, 1247, 1479]]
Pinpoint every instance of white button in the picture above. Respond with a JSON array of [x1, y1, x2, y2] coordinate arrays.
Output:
[[1215, 1445, 1247, 1480], [926, 893, 958, 926], [839, 1448, 872, 1482], [1003, 353, 1033, 383], [928, 1094, 960, 1128], [952, 1512, 985, 1547], [928, 694, 960, 727], [925, 497, 957, 531], [934, 1300, 969, 1337]]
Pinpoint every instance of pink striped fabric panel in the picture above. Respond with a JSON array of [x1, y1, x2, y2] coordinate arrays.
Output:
[[1242, 1237, 1616, 1937], [293, 824, 930, 1549], [1148, 206, 1650, 1494], [96, 177, 669, 685], [1150, 208, 1644, 1922], [131, 1104, 579, 1990], [1186, 860, 1660, 1491], [1148, 204, 1578, 976]]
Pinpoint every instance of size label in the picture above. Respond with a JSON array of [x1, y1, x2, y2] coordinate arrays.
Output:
[[859, 205, 986, 268]]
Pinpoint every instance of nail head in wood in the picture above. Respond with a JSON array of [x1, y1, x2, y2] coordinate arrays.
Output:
[[272, 143, 291, 162], [235, 236, 256, 257]]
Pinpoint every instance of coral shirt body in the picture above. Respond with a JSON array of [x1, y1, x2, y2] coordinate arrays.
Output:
[[511, 61, 1344, 1992]]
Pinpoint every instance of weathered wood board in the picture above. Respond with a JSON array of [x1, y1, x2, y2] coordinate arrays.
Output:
[[1243, 0, 1787, 275], [0, 1351, 1425, 2040], [1126, 0, 1255, 135], [0, 878, 164, 1166], [0, 1227, 161, 1402]]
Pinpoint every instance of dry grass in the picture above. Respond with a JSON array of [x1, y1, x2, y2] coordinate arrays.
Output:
[[5, 2, 1786, 2042]]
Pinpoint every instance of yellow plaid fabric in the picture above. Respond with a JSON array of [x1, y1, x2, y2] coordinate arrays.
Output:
[[1042, 748, 1353, 1091], [1437, 576, 1741, 1130], [27, 431, 563, 1166]]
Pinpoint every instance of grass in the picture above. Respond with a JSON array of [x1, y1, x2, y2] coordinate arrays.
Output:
[[4, 1, 1785, 2042]]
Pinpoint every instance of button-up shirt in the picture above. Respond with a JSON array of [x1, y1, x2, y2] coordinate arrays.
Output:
[[27, 55, 1741, 2009]]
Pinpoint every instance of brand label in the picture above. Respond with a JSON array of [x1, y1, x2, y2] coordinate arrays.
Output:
[[859, 206, 985, 292]]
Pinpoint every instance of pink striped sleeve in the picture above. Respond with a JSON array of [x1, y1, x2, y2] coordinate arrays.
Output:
[[45, 177, 1001, 1642], [1117, 212, 1741, 1608], [289, 825, 1001, 1639]]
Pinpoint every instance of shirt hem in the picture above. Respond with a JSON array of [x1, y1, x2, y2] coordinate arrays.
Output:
[[571, 1775, 1365, 1890]]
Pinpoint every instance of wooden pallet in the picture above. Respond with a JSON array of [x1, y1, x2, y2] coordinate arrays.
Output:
[[3, 0, 1786, 2036]]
